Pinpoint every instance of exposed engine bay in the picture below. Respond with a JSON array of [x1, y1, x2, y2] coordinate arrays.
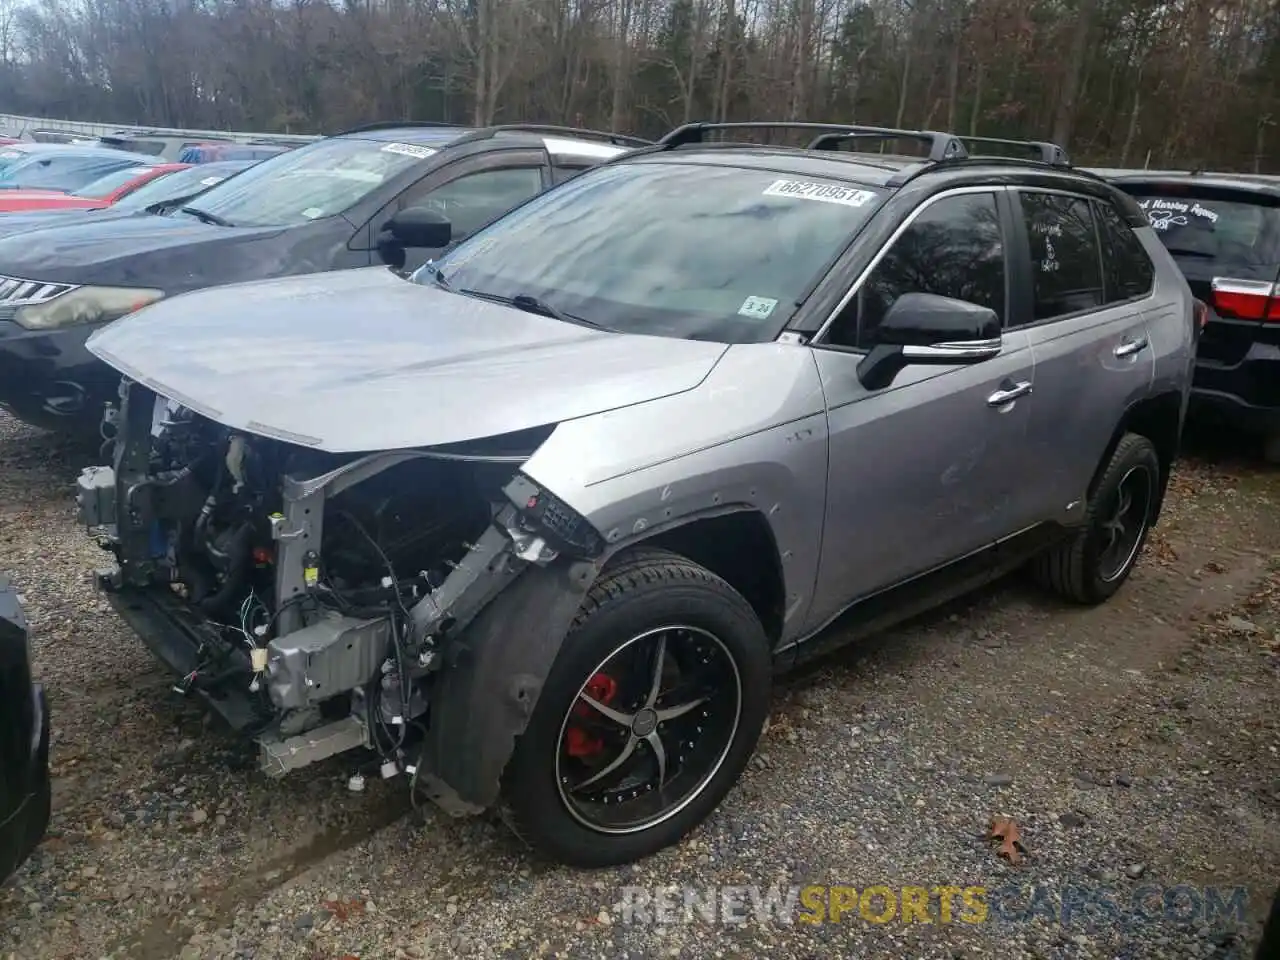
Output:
[[76, 379, 605, 782]]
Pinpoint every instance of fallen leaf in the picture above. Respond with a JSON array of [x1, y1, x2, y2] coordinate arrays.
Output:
[[321, 898, 366, 922], [989, 816, 1024, 864]]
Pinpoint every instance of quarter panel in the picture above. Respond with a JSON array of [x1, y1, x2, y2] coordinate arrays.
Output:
[[520, 343, 829, 645]]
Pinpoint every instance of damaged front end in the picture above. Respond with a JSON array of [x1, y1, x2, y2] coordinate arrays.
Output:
[[78, 378, 604, 800]]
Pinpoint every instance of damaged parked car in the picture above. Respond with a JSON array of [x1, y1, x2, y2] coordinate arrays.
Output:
[[73, 122, 1195, 867]]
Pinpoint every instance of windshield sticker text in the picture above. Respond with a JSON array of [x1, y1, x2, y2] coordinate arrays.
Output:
[[1137, 197, 1219, 232], [738, 296, 779, 320], [762, 179, 876, 207], [381, 142, 437, 160]]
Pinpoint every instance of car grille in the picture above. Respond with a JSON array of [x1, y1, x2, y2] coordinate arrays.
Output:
[[0, 274, 77, 321]]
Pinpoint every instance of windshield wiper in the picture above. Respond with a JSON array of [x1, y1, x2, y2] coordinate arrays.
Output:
[[457, 289, 607, 330], [181, 205, 233, 227], [1162, 247, 1216, 258]]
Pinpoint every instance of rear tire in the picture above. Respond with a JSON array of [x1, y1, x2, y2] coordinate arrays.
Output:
[[500, 547, 771, 867], [1033, 433, 1160, 605]]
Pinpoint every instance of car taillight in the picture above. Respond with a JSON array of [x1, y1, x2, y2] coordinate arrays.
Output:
[[1209, 277, 1280, 321]]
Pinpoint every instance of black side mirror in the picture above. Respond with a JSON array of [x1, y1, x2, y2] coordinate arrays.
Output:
[[856, 292, 1003, 389], [385, 206, 452, 249]]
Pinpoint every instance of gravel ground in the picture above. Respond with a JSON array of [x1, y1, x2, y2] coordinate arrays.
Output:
[[1, 409, 1278, 960]]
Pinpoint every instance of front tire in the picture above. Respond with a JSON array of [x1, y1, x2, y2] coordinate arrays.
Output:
[[500, 548, 771, 867], [1033, 433, 1161, 605]]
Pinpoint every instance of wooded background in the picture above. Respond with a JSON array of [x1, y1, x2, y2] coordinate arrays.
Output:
[[0, 0, 1275, 170]]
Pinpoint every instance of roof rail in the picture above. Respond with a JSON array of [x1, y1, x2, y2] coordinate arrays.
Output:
[[336, 120, 467, 135], [957, 135, 1069, 166], [658, 122, 965, 162], [454, 124, 652, 148], [807, 127, 966, 162]]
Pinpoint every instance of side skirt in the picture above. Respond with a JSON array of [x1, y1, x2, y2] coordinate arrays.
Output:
[[778, 522, 1072, 671]]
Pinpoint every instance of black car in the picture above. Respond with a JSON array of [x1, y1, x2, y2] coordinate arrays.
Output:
[[1098, 170, 1280, 461], [0, 577, 50, 883], [0, 123, 647, 433]]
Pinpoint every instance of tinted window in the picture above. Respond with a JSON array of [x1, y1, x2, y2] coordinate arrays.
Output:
[[423, 161, 887, 344], [1017, 191, 1105, 322], [418, 167, 544, 238], [1095, 199, 1155, 302], [1127, 191, 1280, 268], [825, 192, 1005, 349]]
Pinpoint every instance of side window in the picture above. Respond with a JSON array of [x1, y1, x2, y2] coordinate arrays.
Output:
[[826, 192, 1005, 350], [416, 167, 544, 239], [1016, 191, 1105, 323], [1095, 199, 1155, 302]]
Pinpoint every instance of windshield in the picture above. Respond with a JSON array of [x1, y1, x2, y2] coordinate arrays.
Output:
[[421, 160, 886, 343], [70, 165, 157, 199], [0, 155, 140, 191], [113, 165, 238, 211], [174, 136, 439, 228], [1128, 191, 1280, 266]]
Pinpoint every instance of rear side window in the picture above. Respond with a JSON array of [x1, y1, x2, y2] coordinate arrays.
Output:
[[1129, 192, 1280, 268], [1095, 199, 1155, 302], [1017, 191, 1105, 321]]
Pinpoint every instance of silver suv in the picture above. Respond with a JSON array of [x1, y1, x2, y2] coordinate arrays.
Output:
[[73, 122, 1195, 868]]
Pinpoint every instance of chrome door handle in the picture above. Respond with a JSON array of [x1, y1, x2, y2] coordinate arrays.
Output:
[[1114, 336, 1149, 358], [987, 380, 1033, 406]]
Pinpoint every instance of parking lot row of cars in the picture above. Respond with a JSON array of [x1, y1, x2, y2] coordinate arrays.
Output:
[[0, 119, 1276, 882]]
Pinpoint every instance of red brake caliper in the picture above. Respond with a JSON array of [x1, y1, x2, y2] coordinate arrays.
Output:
[[566, 673, 619, 758]]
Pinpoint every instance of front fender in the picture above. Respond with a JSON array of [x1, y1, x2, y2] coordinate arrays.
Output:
[[413, 555, 599, 815]]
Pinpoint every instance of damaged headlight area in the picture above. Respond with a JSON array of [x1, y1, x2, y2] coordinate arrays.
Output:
[[76, 380, 598, 780]]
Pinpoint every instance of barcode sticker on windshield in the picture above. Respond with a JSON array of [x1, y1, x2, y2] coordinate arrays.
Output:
[[738, 296, 778, 320], [761, 179, 876, 207], [381, 142, 437, 159], [199, 176, 225, 186]]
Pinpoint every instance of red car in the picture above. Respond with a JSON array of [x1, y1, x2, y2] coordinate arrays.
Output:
[[0, 162, 189, 213]]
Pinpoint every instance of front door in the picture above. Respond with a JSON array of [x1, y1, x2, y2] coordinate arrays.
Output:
[[805, 189, 1038, 631]]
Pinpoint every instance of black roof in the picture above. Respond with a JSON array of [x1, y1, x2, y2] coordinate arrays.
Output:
[[1088, 168, 1280, 199]]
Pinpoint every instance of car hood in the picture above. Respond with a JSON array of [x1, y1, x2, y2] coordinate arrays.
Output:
[[0, 208, 137, 237], [86, 267, 730, 454], [0, 212, 286, 288]]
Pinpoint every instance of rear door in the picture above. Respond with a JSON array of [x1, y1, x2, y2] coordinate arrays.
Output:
[[1007, 188, 1156, 520], [1115, 182, 1280, 373]]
